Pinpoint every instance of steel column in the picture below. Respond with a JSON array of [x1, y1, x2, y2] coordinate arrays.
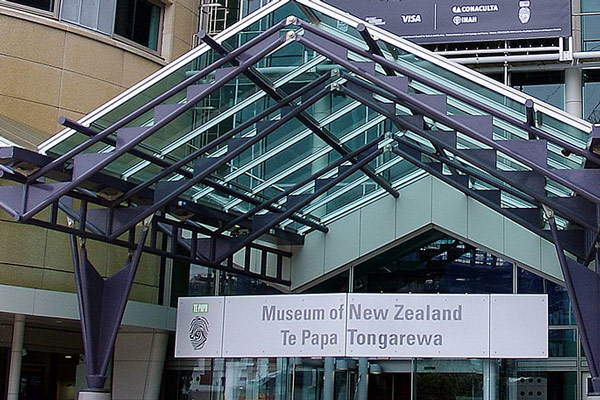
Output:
[[7, 314, 25, 400], [70, 220, 150, 392]]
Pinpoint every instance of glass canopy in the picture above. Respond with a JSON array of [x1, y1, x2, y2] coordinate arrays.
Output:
[[1, 0, 599, 282]]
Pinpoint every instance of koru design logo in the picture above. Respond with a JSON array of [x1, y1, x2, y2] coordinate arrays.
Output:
[[189, 316, 209, 350]]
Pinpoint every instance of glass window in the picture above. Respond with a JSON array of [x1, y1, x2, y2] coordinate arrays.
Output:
[[511, 71, 565, 111], [517, 268, 575, 326], [500, 362, 577, 400], [582, 14, 600, 51], [219, 271, 284, 296], [60, 0, 116, 35], [353, 230, 513, 294], [6, 0, 53, 11], [582, 0, 600, 13], [304, 270, 350, 294], [114, 0, 161, 50], [189, 264, 217, 296], [164, 358, 292, 400], [19, 350, 80, 400], [584, 69, 600, 123], [415, 359, 484, 400], [549, 329, 578, 358]]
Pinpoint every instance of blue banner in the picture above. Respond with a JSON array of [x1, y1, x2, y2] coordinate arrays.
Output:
[[322, 0, 571, 44]]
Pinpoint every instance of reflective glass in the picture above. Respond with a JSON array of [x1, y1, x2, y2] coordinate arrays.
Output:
[[517, 268, 575, 326], [499, 362, 577, 400], [415, 359, 483, 400], [42, 0, 593, 238], [549, 329, 578, 358], [583, 14, 600, 51], [164, 358, 292, 400], [353, 230, 513, 294]]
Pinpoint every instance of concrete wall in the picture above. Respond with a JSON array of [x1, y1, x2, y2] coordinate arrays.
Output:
[[0, 1, 200, 137], [112, 332, 169, 400], [291, 175, 563, 290], [0, 206, 163, 303]]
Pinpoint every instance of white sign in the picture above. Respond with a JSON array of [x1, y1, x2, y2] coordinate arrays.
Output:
[[223, 293, 347, 357], [490, 294, 548, 358], [175, 297, 224, 357], [175, 293, 547, 359], [346, 294, 489, 358]]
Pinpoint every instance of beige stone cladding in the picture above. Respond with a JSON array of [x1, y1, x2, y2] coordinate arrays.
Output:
[[0, 0, 201, 303], [0, 0, 200, 137]]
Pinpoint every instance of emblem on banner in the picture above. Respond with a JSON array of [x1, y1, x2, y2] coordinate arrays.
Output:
[[519, 7, 530, 23], [189, 316, 210, 350]]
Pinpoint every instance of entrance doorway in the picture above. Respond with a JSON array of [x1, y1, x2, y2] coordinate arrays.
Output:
[[368, 374, 411, 400]]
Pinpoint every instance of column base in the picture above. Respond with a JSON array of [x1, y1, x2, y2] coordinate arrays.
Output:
[[78, 391, 111, 400]]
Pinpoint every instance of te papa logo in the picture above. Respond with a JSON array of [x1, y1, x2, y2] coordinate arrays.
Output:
[[189, 316, 210, 350], [189, 302, 210, 350]]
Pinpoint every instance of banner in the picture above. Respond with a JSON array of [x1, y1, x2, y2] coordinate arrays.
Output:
[[175, 293, 547, 358], [320, 0, 571, 44]]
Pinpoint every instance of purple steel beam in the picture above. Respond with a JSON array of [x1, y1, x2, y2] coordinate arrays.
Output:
[[294, 19, 600, 168], [356, 24, 396, 76], [27, 20, 288, 184], [110, 72, 333, 207], [60, 73, 331, 233], [214, 136, 385, 235], [296, 34, 600, 207], [547, 211, 600, 394], [584, 229, 600, 265], [200, 33, 400, 199], [19, 35, 286, 223], [340, 78, 597, 233], [212, 147, 383, 265], [390, 146, 550, 239], [105, 85, 332, 240], [70, 223, 149, 391], [28, 215, 292, 284]]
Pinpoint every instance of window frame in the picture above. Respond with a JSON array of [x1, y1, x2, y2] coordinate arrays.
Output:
[[0, 0, 59, 18], [112, 0, 164, 54]]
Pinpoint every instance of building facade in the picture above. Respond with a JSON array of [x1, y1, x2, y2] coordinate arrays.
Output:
[[0, 0, 599, 400]]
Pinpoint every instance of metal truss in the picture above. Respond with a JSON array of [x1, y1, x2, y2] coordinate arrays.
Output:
[[2, 13, 600, 394]]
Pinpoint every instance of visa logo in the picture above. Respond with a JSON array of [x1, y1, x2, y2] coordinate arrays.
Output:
[[401, 14, 422, 23]]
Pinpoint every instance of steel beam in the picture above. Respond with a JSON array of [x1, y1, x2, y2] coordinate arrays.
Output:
[[294, 19, 600, 168], [212, 147, 382, 265], [214, 136, 384, 235], [340, 79, 596, 233], [297, 33, 599, 203], [27, 20, 289, 184], [20, 34, 287, 222], [105, 86, 332, 240], [547, 209, 600, 394], [60, 73, 331, 233], [200, 32, 400, 199]]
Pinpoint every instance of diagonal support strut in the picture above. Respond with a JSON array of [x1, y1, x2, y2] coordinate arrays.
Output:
[[546, 207, 600, 395], [69, 218, 151, 392]]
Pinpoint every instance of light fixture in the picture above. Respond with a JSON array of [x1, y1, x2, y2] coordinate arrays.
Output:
[[336, 359, 348, 371], [200, 2, 223, 12], [369, 363, 382, 374]]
